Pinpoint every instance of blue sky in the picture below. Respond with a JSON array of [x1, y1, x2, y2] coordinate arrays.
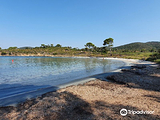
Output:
[[0, 0, 160, 49]]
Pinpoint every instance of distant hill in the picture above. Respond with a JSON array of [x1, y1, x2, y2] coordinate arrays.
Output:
[[114, 41, 160, 51], [19, 46, 33, 49]]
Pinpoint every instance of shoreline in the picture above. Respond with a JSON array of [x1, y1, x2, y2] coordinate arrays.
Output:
[[0, 58, 160, 119], [0, 58, 154, 107], [0, 57, 132, 107]]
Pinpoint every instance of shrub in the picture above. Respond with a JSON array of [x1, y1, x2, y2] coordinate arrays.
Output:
[[1, 52, 7, 55], [53, 53, 57, 55]]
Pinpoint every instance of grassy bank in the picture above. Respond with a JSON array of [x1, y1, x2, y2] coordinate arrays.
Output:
[[0, 47, 160, 64]]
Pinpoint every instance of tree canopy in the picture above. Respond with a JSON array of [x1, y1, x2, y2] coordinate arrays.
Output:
[[103, 38, 113, 47], [103, 38, 114, 54], [40, 44, 54, 48], [85, 42, 95, 49], [55, 44, 62, 47], [8, 47, 17, 50]]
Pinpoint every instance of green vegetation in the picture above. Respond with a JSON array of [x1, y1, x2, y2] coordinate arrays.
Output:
[[85, 42, 95, 49], [114, 41, 160, 51], [103, 38, 114, 54], [1, 51, 7, 55], [40, 44, 54, 48], [8, 47, 17, 50], [146, 49, 160, 63], [0, 41, 160, 64], [55, 44, 62, 47], [84, 42, 95, 52]]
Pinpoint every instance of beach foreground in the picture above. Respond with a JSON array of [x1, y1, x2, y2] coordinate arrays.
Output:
[[0, 59, 160, 120]]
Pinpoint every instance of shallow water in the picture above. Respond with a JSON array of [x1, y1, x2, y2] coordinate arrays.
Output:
[[0, 56, 124, 99]]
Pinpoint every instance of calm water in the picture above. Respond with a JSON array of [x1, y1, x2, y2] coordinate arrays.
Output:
[[0, 56, 124, 99]]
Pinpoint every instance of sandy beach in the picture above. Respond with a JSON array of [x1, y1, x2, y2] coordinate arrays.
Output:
[[0, 58, 160, 120]]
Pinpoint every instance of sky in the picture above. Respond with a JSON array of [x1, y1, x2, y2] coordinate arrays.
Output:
[[0, 0, 160, 49]]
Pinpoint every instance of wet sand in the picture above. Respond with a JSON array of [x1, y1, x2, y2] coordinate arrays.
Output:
[[0, 58, 160, 120]]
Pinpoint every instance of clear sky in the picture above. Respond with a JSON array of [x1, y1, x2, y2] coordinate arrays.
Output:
[[0, 0, 160, 49]]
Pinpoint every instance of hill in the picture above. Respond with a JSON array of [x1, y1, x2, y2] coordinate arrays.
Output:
[[114, 41, 160, 51], [19, 46, 34, 49]]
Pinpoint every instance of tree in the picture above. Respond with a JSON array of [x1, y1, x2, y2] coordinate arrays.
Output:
[[84, 42, 95, 50], [103, 38, 114, 54], [141, 49, 146, 52], [1, 51, 7, 55], [55, 44, 62, 47], [51, 44, 54, 47], [40, 44, 46, 48], [150, 48, 155, 52], [8, 47, 17, 49], [0, 47, 1, 50]]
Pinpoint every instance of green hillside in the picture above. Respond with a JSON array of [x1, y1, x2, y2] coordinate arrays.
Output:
[[114, 41, 160, 51]]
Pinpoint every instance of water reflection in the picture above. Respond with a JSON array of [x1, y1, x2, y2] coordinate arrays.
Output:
[[0, 56, 124, 86]]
